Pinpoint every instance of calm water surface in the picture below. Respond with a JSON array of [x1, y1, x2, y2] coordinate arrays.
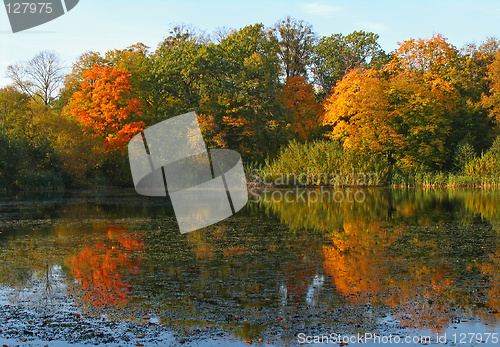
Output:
[[0, 188, 500, 346]]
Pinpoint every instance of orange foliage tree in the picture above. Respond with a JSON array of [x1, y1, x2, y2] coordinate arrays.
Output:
[[322, 69, 407, 156], [69, 65, 144, 152], [278, 76, 321, 141], [482, 50, 500, 123]]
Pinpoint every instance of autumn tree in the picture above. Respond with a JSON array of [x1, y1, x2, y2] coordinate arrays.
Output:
[[322, 69, 406, 159], [278, 76, 321, 141], [104, 44, 152, 119], [323, 35, 484, 170], [384, 34, 462, 77], [386, 34, 494, 167], [0, 86, 30, 136], [387, 72, 457, 169], [69, 65, 144, 152], [482, 50, 500, 123], [0, 87, 63, 189], [0, 86, 59, 145]]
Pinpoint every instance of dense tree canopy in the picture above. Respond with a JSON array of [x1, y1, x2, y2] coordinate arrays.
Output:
[[1, 19, 500, 189], [323, 34, 499, 171]]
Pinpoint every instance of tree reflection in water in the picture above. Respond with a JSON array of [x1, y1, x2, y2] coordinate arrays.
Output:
[[70, 223, 144, 307], [259, 188, 500, 332], [1, 189, 500, 341]]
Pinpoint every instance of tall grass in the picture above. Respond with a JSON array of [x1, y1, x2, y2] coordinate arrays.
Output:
[[256, 140, 391, 186]]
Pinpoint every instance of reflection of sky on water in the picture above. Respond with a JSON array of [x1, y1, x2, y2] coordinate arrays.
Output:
[[305, 274, 324, 306], [0, 265, 69, 308]]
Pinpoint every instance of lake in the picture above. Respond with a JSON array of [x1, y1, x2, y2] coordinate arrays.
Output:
[[0, 188, 499, 346]]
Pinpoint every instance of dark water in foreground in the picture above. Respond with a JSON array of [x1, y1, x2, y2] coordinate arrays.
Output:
[[0, 188, 500, 346]]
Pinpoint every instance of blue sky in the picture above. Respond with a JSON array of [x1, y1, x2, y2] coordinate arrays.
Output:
[[1, 0, 499, 87]]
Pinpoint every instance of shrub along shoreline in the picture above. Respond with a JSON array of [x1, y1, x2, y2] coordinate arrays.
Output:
[[250, 138, 500, 189]]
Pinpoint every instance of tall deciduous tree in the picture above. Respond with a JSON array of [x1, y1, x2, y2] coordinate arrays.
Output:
[[150, 26, 208, 120], [272, 17, 316, 79], [387, 72, 457, 169], [0, 86, 30, 136], [386, 34, 495, 165], [214, 23, 284, 160], [7, 51, 65, 105], [69, 65, 144, 152], [313, 31, 386, 96], [323, 35, 475, 170]]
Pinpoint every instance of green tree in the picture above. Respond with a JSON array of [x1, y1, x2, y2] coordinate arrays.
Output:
[[213, 23, 284, 160], [149, 26, 209, 121], [272, 17, 316, 79], [312, 30, 386, 96]]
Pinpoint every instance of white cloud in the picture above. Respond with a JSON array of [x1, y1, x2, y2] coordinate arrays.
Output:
[[299, 2, 340, 17]]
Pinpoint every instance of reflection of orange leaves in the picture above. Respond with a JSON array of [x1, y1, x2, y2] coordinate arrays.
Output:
[[322, 220, 454, 332], [72, 244, 130, 306], [71, 225, 143, 307], [323, 245, 383, 301], [481, 248, 500, 312], [106, 225, 144, 251], [195, 245, 214, 260], [323, 221, 390, 301], [392, 264, 456, 331], [223, 245, 248, 257]]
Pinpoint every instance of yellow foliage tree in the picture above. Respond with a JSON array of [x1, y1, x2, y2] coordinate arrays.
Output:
[[322, 68, 406, 157]]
